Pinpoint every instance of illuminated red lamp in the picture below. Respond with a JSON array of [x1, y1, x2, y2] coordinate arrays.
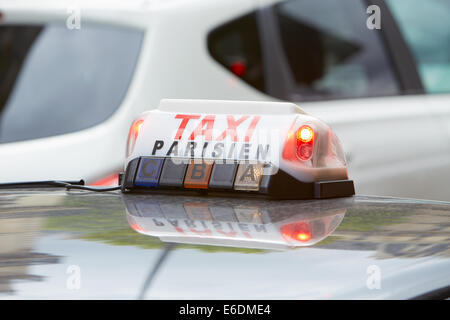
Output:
[[296, 125, 314, 161], [230, 61, 246, 77], [282, 124, 315, 162], [281, 222, 312, 242]]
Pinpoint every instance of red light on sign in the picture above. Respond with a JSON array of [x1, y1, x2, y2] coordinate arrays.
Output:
[[297, 143, 313, 160], [282, 124, 315, 162], [295, 231, 311, 241], [133, 119, 144, 140], [281, 222, 312, 243], [126, 118, 145, 157], [296, 125, 314, 161], [298, 125, 314, 143]]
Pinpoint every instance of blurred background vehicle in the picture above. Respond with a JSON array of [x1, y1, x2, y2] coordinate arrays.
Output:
[[0, 0, 449, 200]]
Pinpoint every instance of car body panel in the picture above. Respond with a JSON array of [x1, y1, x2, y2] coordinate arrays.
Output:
[[0, 189, 449, 299], [300, 94, 450, 200], [1, 0, 449, 202]]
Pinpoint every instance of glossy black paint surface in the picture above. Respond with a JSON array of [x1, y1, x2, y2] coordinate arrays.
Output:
[[0, 189, 449, 299]]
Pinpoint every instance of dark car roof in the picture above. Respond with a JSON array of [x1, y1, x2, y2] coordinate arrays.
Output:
[[0, 189, 449, 299]]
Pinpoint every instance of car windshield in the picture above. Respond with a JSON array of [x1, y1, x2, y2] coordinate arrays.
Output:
[[0, 23, 143, 144]]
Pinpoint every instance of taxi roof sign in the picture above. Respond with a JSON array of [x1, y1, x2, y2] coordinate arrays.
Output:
[[121, 99, 354, 199], [157, 99, 307, 115], [123, 195, 350, 249]]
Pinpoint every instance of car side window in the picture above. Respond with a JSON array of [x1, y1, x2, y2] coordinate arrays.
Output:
[[386, 0, 450, 94], [273, 0, 399, 101], [208, 12, 265, 93], [0, 24, 143, 144]]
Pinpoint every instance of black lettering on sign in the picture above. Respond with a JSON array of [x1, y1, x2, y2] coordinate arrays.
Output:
[[166, 141, 179, 156], [202, 142, 209, 157], [184, 142, 197, 158], [257, 144, 270, 160], [212, 143, 224, 158], [152, 140, 164, 155], [239, 143, 251, 160], [227, 143, 237, 158]]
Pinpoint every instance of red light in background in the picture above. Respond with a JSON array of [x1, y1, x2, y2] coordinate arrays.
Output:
[[230, 61, 246, 77]]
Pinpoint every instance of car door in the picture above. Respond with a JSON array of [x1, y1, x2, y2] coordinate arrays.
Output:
[[383, 0, 450, 199], [257, 0, 450, 200]]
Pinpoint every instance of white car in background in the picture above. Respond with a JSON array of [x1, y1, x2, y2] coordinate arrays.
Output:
[[0, 0, 449, 200]]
